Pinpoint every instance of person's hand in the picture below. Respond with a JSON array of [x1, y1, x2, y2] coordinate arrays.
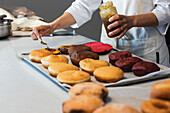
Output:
[[107, 14, 134, 39], [31, 24, 54, 40]]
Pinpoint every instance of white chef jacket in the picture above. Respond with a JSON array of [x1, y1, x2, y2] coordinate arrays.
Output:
[[65, 0, 170, 67]]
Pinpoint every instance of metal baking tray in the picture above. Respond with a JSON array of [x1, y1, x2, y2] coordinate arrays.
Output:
[[20, 50, 170, 92]]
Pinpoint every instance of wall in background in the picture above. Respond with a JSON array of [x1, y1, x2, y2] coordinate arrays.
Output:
[[0, 0, 102, 41]]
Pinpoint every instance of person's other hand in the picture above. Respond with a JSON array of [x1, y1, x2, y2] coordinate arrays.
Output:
[[31, 24, 54, 40], [107, 14, 134, 39]]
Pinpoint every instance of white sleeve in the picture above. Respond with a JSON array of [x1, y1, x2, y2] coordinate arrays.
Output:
[[152, 0, 170, 35], [65, 0, 102, 28]]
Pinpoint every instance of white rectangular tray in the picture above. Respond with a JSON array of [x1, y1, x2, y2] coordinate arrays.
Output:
[[20, 51, 170, 92]]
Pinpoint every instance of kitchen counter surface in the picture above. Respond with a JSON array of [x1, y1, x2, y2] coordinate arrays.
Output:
[[0, 32, 169, 113]]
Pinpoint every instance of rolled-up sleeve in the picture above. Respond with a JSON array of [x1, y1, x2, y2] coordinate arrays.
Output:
[[65, 0, 102, 28], [152, 0, 170, 35]]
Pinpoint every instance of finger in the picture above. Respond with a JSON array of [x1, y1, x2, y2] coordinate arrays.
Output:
[[121, 24, 128, 31], [108, 21, 125, 37], [114, 29, 128, 39], [109, 14, 123, 22], [107, 21, 119, 30], [108, 23, 129, 38], [108, 26, 122, 37], [107, 19, 124, 30], [33, 27, 41, 38], [30, 32, 38, 40]]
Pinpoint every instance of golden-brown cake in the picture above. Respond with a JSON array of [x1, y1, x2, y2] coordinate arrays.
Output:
[[57, 70, 91, 85], [141, 99, 170, 113], [48, 63, 79, 77], [63, 95, 103, 113], [68, 82, 108, 101], [165, 79, 170, 83], [93, 66, 124, 83], [150, 80, 170, 100], [79, 58, 109, 74], [29, 49, 52, 63], [41, 55, 69, 68], [93, 103, 139, 113]]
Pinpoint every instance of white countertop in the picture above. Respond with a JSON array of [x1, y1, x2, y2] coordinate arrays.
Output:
[[0, 32, 169, 113]]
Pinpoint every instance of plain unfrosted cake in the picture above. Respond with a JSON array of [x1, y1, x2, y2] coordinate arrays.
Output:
[[41, 54, 68, 68], [29, 49, 52, 63], [48, 63, 79, 77]]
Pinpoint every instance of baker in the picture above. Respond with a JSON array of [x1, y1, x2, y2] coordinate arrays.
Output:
[[31, 0, 170, 67]]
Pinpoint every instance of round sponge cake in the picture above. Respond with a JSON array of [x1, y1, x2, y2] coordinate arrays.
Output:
[[93, 103, 139, 113], [29, 49, 52, 63], [48, 63, 79, 77], [93, 66, 124, 83], [41, 55, 69, 68], [62, 95, 103, 113], [57, 70, 91, 85], [165, 79, 170, 83], [79, 58, 109, 74], [150, 80, 170, 100], [68, 82, 108, 101]]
